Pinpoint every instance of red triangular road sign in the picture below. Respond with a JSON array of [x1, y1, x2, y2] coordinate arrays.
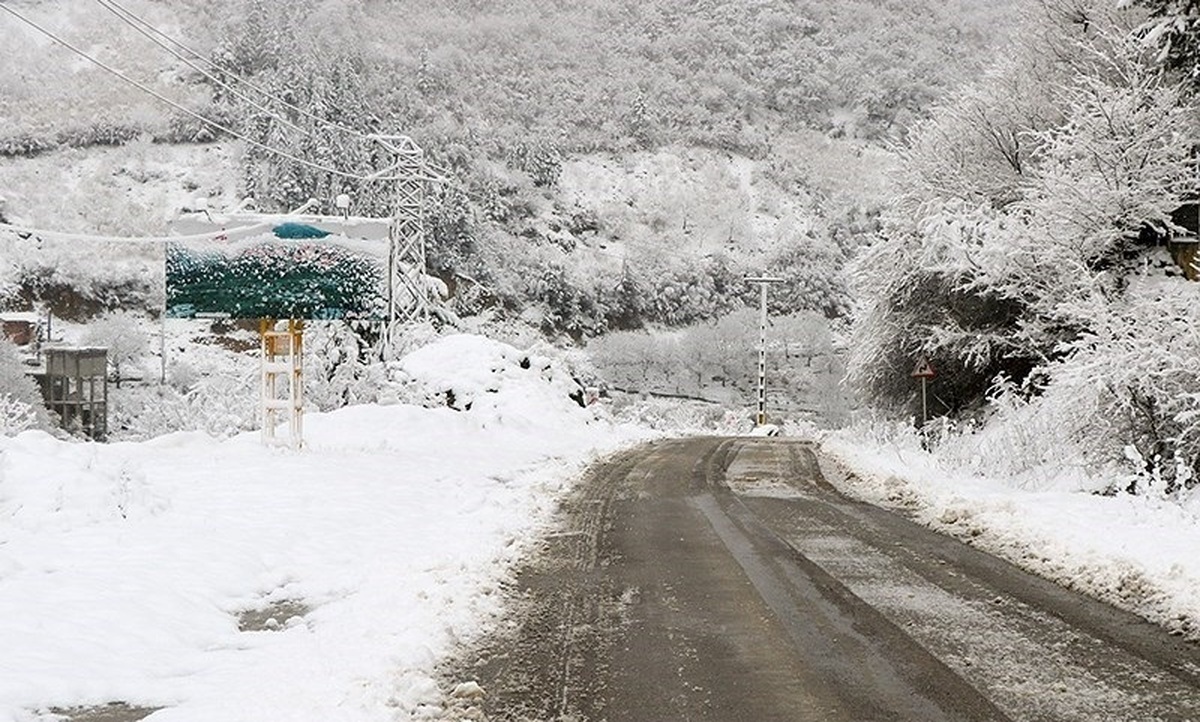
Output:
[[911, 358, 936, 379]]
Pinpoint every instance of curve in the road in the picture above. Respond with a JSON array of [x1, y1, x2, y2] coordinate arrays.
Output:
[[441, 437, 1200, 722]]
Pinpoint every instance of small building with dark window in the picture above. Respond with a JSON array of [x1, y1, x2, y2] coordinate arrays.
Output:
[[35, 347, 108, 441]]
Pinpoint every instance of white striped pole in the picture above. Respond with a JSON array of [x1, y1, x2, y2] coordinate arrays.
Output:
[[746, 276, 784, 427]]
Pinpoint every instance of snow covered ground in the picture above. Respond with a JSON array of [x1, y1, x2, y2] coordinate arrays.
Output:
[[820, 428, 1200, 640], [0, 334, 648, 722], [10, 324, 1199, 722]]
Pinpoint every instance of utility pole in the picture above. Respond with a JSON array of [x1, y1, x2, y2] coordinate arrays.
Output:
[[911, 357, 936, 428], [746, 276, 784, 427]]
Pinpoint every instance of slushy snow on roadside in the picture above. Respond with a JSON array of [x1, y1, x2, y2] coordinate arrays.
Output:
[[0, 334, 648, 722], [820, 426, 1200, 640]]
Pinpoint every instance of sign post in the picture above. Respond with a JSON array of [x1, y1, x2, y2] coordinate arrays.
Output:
[[911, 357, 936, 427], [261, 318, 305, 449]]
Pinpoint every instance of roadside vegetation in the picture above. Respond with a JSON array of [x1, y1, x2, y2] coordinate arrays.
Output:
[[848, 0, 1200, 493]]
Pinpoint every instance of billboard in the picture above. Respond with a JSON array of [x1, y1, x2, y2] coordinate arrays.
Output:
[[165, 223, 388, 320]]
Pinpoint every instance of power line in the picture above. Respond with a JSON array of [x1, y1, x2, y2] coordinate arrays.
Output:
[[0, 216, 762, 268], [0, 2, 404, 183], [89, 0, 464, 192], [90, 0, 372, 141], [91, 0, 319, 143]]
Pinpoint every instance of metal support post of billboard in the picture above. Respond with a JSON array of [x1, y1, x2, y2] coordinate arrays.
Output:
[[746, 276, 784, 427], [260, 318, 304, 449], [369, 134, 429, 358]]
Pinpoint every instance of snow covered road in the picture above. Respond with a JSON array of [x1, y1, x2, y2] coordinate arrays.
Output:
[[446, 437, 1200, 722]]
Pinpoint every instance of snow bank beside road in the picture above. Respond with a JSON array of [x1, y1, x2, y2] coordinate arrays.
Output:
[[820, 431, 1200, 639], [0, 334, 647, 722], [398, 333, 585, 424]]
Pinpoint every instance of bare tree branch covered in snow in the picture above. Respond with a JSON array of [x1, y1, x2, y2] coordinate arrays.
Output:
[[849, 0, 1200, 487]]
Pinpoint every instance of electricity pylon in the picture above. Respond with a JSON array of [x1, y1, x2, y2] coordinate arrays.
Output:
[[369, 134, 430, 353]]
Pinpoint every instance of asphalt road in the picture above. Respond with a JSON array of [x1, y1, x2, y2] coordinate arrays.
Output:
[[442, 437, 1200, 721]]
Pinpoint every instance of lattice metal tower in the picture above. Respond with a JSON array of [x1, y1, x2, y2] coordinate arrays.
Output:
[[370, 134, 429, 351]]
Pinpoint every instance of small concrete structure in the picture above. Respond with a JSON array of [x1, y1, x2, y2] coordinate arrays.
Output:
[[0, 311, 39, 346], [37, 347, 108, 441]]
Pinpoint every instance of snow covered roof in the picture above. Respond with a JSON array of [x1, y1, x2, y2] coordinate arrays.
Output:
[[173, 211, 391, 241], [0, 312, 39, 323]]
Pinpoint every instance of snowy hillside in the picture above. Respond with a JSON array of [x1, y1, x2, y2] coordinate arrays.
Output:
[[0, 141, 238, 235]]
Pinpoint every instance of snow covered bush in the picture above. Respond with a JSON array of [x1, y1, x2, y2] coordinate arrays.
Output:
[[108, 369, 261, 441], [106, 385, 191, 441], [0, 394, 37, 437], [304, 322, 405, 411], [924, 376, 1099, 491], [0, 338, 49, 435], [1040, 280, 1200, 492]]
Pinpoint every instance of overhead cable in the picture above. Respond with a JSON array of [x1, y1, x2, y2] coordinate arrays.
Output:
[[0, 2, 404, 182], [89, 0, 372, 140], [91, 0, 319, 142]]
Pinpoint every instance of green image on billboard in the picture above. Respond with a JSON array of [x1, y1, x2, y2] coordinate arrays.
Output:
[[166, 225, 387, 320]]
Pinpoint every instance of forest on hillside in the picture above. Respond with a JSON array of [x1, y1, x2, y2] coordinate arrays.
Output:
[[212, 0, 1015, 210], [207, 0, 1018, 335], [1, 0, 1015, 162], [0, 0, 1019, 341]]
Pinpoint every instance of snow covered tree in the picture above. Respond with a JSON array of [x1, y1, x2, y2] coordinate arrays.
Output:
[[587, 331, 670, 390], [849, 2, 1200, 419], [1043, 281, 1200, 492], [767, 237, 851, 319], [602, 264, 650, 331], [213, 0, 390, 216], [82, 312, 150, 388]]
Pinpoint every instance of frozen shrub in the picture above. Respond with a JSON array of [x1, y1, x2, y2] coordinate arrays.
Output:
[[0, 132, 56, 158], [1042, 282, 1200, 493], [0, 338, 50, 434], [0, 394, 37, 436]]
